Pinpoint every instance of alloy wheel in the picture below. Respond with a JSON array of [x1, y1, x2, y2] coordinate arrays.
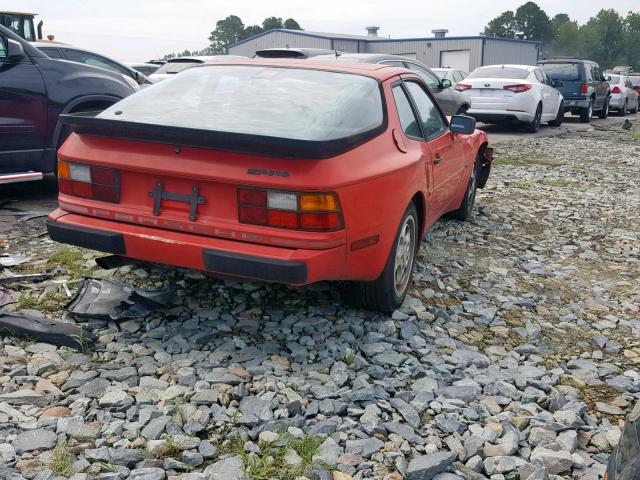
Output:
[[393, 215, 417, 298]]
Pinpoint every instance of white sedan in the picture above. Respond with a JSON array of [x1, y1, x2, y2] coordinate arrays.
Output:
[[456, 64, 564, 132]]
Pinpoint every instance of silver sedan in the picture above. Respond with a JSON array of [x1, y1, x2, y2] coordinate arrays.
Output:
[[606, 73, 639, 115]]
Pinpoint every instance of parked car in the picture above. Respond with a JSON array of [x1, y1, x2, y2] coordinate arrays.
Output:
[[432, 68, 468, 83], [629, 75, 640, 95], [0, 24, 135, 184], [255, 48, 340, 59], [308, 53, 470, 115], [537, 58, 610, 122], [32, 42, 151, 87], [149, 55, 246, 82], [605, 73, 639, 115], [606, 402, 640, 480], [126, 62, 161, 76], [456, 64, 564, 132], [47, 60, 493, 311]]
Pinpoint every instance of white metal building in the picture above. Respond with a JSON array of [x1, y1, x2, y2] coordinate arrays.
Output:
[[228, 27, 542, 72]]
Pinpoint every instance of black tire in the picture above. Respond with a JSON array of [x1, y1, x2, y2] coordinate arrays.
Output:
[[598, 97, 609, 119], [524, 104, 542, 133], [548, 101, 564, 127], [580, 99, 593, 123], [448, 158, 478, 221], [620, 100, 628, 116], [633, 100, 639, 115], [353, 203, 418, 312]]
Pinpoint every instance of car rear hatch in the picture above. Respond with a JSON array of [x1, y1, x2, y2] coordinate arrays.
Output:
[[539, 61, 584, 99]]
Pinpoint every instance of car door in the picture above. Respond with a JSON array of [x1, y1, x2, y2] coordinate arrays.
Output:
[[592, 65, 606, 109], [403, 79, 466, 217], [404, 61, 457, 115], [0, 33, 47, 173]]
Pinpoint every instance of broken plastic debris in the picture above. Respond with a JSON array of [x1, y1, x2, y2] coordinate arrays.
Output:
[[0, 312, 94, 349], [0, 287, 17, 307], [67, 278, 174, 320], [0, 254, 29, 267]]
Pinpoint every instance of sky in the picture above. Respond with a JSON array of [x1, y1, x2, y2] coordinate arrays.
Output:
[[5, 0, 639, 61]]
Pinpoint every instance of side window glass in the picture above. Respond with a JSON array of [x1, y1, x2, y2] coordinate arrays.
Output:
[[381, 60, 407, 68], [392, 85, 421, 139], [65, 50, 127, 75], [405, 81, 447, 139], [406, 63, 439, 89], [454, 71, 463, 83], [533, 69, 543, 83], [40, 47, 63, 59], [0, 37, 7, 60]]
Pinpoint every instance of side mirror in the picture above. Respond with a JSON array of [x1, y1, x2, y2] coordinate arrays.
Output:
[[450, 115, 476, 135], [605, 75, 611, 81], [7, 39, 26, 61], [553, 80, 564, 88], [440, 78, 452, 89]]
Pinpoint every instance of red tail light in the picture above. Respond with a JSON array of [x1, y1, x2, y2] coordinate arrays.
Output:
[[611, 86, 622, 94], [634, 86, 640, 94], [580, 84, 589, 94], [455, 83, 472, 91], [503, 84, 532, 93], [237, 188, 343, 231], [58, 161, 120, 203]]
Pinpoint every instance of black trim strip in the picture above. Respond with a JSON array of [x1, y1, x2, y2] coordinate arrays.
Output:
[[59, 96, 388, 160], [47, 221, 126, 255], [203, 249, 307, 284]]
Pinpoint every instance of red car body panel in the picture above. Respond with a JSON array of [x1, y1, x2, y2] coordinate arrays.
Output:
[[48, 61, 490, 285]]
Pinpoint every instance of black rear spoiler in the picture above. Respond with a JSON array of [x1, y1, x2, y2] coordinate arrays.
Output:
[[59, 112, 386, 160]]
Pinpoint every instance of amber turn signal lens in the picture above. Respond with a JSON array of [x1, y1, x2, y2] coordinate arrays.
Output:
[[58, 161, 70, 179], [299, 193, 339, 212]]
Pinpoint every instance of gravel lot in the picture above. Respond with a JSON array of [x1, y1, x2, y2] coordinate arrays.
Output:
[[0, 122, 639, 480]]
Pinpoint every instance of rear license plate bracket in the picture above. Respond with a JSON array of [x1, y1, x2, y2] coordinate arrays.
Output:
[[148, 181, 206, 222]]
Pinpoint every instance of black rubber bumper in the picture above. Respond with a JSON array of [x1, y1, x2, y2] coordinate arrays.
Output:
[[47, 220, 126, 255], [203, 250, 307, 284]]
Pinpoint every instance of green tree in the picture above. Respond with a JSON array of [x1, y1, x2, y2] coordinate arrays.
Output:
[[623, 11, 640, 70], [551, 20, 581, 56], [283, 18, 302, 30], [514, 1, 552, 42], [208, 15, 245, 54], [580, 9, 625, 68], [262, 16, 283, 30], [242, 25, 263, 39], [483, 10, 518, 38]]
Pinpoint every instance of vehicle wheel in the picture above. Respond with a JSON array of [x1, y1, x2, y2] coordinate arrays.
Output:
[[456, 105, 469, 115], [620, 100, 628, 116], [448, 158, 478, 221], [548, 101, 564, 127], [597, 97, 609, 119], [524, 104, 542, 133], [580, 99, 593, 123], [633, 100, 639, 114], [354, 203, 418, 312]]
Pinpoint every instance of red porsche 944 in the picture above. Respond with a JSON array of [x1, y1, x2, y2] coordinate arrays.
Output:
[[47, 60, 493, 312]]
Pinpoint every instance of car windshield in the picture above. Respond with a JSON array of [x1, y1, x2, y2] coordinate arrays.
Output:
[[99, 65, 384, 142], [153, 60, 201, 75], [468, 67, 529, 79], [539, 63, 581, 81]]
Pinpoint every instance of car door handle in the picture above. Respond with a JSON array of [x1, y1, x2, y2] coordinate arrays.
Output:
[[434, 155, 443, 165]]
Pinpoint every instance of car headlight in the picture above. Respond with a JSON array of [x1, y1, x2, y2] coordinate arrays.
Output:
[[121, 74, 140, 91]]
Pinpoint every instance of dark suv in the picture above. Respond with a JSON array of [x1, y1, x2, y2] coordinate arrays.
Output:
[[537, 58, 610, 123], [0, 25, 135, 184]]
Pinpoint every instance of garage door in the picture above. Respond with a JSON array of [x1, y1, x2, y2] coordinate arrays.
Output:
[[440, 50, 470, 71]]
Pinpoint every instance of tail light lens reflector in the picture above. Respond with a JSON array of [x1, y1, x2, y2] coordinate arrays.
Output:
[[503, 84, 532, 93], [611, 86, 621, 94], [238, 188, 343, 231], [58, 161, 120, 203], [455, 83, 472, 91], [580, 84, 589, 94]]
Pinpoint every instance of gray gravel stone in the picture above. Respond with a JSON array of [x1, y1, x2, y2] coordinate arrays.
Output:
[[12, 429, 57, 454], [406, 452, 457, 480]]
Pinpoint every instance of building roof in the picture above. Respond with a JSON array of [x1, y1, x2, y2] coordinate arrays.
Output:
[[229, 28, 543, 49]]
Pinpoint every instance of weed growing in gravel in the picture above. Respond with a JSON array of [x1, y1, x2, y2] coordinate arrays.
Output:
[[498, 155, 564, 167], [223, 434, 325, 480], [153, 438, 186, 459], [49, 442, 74, 477], [18, 292, 68, 313], [543, 179, 581, 188], [48, 246, 95, 278]]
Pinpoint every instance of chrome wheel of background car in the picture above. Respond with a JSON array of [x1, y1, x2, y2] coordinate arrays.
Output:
[[621, 100, 628, 116], [393, 215, 416, 298]]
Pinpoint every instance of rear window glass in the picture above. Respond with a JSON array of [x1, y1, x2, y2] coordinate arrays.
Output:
[[540, 62, 582, 81], [153, 60, 201, 75], [467, 67, 529, 79], [99, 65, 384, 142], [629, 76, 640, 86], [607, 75, 620, 84]]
